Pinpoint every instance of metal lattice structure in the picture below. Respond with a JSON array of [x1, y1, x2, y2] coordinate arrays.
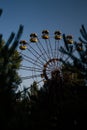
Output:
[[19, 30, 77, 87]]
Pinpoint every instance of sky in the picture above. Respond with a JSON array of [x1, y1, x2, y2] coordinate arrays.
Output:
[[0, 0, 87, 89], [0, 0, 87, 41]]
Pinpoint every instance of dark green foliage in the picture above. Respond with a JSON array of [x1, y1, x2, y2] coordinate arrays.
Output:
[[79, 25, 87, 43], [0, 25, 23, 89], [60, 25, 87, 86], [0, 11, 24, 128], [15, 79, 87, 129]]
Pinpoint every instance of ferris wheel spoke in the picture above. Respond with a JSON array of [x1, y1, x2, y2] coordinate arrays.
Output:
[[19, 67, 42, 72], [48, 38, 54, 58], [63, 52, 75, 64], [44, 70, 52, 75], [58, 42, 65, 59], [57, 62, 62, 69], [21, 74, 42, 80], [20, 65, 43, 71], [54, 40, 57, 58], [44, 39, 51, 59], [20, 66, 43, 72], [38, 38, 50, 60], [47, 69, 53, 73], [27, 43, 47, 63], [37, 79, 45, 84], [21, 52, 45, 68], [22, 57, 43, 69], [56, 40, 60, 59], [65, 55, 71, 62], [27, 48, 44, 65], [46, 72, 52, 77], [33, 39, 48, 62], [21, 53, 43, 67]]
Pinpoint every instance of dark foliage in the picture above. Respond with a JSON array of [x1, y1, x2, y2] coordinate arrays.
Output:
[[0, 10, 24, 128], [60, 25, 87, 86]]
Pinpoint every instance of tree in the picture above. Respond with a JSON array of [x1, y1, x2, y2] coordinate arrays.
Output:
[[60, 25, 87, 86], [58, 25, 87, 129], [0, 9, 24, 128]]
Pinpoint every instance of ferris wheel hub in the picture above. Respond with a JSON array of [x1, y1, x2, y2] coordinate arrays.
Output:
[[42, 58, 62, 80]]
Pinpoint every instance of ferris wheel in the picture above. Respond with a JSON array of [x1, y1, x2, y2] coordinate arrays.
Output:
[[18, 30, 78, 87]]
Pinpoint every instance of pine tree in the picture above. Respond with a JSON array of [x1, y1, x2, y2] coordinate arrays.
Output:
[[59, 25, 87, 129], [59, 25, 87, 86], [0, 9, 23, 128]]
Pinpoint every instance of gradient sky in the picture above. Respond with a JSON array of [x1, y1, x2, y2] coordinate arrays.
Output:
[[0, 0, 87, 88], [0, 0, 87, 41]]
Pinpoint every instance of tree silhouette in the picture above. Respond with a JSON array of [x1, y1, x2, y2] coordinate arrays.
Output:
[[0, 9, 23, 128], [60, 25, 87, 86], [58, 25, 87, 129]]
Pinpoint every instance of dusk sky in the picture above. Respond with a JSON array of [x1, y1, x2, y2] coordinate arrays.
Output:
[[1, 0, 87, 41], [0, 0, 87, 88]]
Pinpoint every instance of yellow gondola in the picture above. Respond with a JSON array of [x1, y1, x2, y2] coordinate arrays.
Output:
[[54, 35, 62, 40], [30, 33, 38, 42], [42, 30, 49, 39], [30, 38, 38, 42], [42, 35, 49, 39], [66, 39, 73, 44], [19, 45, 27, 50], [66, 35, 73, 44], [54, 31, 62, 40]]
